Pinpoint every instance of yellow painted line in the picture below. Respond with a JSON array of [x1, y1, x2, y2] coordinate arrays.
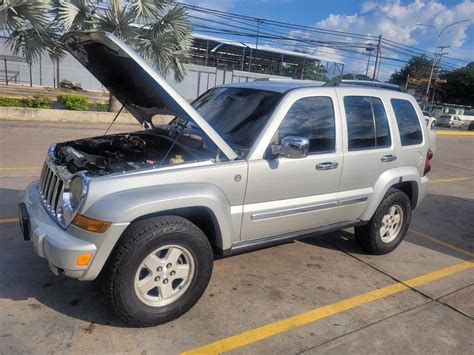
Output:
[[0, 218, 19, 223], [182, 260, 473, 354], [430, 177, 472, 184], [0, 167, 42, 171], [435, 130, 474, 136], [409, 229, 474, 258]]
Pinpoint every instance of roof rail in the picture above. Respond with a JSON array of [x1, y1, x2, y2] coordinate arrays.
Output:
[[341, 80, 403, 92]]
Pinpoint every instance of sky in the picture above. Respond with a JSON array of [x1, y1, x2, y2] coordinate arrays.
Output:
[[183, 0, 474, 80]]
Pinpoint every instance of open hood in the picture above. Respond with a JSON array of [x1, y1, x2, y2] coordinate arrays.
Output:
[[62, 31, 237, 160]]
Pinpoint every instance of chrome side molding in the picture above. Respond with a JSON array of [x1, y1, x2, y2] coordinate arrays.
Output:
[[251, 201, 338, 221], [250, 196, 368, 221]]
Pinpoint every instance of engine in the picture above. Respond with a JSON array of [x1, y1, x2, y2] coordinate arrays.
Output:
[[52, 131, 203, 176]]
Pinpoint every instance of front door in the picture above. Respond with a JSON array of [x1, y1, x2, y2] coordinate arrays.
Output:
[[241, 91, 343, 241]]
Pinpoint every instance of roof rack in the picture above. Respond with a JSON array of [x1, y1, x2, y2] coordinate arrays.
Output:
[[340, 80, 403, 92]]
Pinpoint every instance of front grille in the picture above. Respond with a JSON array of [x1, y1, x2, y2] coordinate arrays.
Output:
[[39, 161, 65, 216]]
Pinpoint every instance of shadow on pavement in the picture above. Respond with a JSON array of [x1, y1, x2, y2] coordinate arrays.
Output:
[[0, 187, 472, 327]]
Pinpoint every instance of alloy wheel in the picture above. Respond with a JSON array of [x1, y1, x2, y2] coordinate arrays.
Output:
[[379, 205, 404, 243], [134, 245, 195, 307]]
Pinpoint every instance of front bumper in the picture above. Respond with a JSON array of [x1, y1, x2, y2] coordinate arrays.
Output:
[[20, 182, 97, 279], [20, 182, 129, 280]]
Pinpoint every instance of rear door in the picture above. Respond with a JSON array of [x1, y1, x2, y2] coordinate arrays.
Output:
[[240, 89, 343, 241], [335, 90, 397, 221]]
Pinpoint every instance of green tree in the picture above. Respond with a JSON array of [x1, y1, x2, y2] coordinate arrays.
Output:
[[437, 62, 474, 106], [55, 0, 192, 111], [389, 54, 432, 92], [0, 0, 63, 62]]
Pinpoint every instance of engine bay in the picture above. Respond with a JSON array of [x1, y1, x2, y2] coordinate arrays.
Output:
[[52, 129, 212, 176]]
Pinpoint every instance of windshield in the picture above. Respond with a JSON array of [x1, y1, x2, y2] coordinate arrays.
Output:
[[191, 87, 282, 152]]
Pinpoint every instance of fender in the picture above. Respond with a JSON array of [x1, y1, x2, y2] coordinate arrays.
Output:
[[83, 183, 237, 250], [359, 166, 421, 221]]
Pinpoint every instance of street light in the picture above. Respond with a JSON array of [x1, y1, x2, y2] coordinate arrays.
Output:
[[417, 19, 471, 96]]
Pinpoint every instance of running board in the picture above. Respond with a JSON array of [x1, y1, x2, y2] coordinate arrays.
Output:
[[221, 220, 362, 257]]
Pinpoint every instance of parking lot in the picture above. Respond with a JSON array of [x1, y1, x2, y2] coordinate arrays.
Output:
[[0, 120, 473, 354]]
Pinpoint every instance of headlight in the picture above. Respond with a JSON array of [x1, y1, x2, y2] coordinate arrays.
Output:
[[63, 173, 88, 217], [69, 175, 85, 210]]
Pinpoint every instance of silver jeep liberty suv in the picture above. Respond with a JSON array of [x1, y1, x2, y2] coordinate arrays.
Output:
[[19, 32, 433, 326]]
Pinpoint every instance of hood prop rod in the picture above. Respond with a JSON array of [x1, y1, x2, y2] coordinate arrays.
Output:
[[104, 102, 126, 136]]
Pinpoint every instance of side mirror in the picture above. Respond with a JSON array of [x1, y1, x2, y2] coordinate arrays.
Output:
[[271, 136, 309, 159]]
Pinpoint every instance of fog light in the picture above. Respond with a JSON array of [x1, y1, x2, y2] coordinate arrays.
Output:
[[72, 214, 111, 233], [76, 253, 93, 266]]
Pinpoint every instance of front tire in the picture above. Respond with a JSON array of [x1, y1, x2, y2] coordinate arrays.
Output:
[[103, 216, 213, 327], [355, 188, 411, 255]]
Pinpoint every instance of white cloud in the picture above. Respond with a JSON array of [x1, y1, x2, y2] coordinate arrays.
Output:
[[315, 0, 473, 47], [312, 0, 474, 80]]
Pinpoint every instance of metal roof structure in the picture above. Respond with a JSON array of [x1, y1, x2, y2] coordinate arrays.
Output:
[[190, 33, 344, 79], [192, 33, 344, 64]]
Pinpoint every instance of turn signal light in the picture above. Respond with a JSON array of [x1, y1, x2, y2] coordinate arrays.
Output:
[[72, 214, 111, 233], [76, 253, 93, 266]]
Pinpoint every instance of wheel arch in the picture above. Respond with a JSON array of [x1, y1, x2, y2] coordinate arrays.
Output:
[[360, 167, 421, 221], [131, 206, 223, 253], [390, 180, 418, 209]]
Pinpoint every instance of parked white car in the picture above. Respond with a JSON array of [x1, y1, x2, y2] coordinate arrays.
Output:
[[437, 115, 465, 129], [422, 110, 436, 128]]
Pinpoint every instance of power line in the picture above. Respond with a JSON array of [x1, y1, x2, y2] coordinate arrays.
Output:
[[183, 2, 470, 75]]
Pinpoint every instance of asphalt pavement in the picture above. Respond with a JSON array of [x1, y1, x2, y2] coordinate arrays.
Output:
[[0, 120, 472, 354]]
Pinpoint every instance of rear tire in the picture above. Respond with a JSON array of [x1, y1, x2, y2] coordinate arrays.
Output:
[[103, 216, 213, 327], [355, 188, 411, 255]]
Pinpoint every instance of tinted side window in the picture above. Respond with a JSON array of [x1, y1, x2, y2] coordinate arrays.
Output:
[[391, 99, 423, 146], [344, 96, 391, 150], [278, 96, 335, 153]]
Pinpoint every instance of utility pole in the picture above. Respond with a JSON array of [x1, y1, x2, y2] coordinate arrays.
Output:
[[255, 19, 262, 51], [372, 35, 382, 81], [417, 19, 471, 99], [430, 47, 449, 106], [251, 19, 263, 73]]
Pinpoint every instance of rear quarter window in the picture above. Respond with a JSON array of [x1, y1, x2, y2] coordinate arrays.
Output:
[[390, 99, 423, 146]]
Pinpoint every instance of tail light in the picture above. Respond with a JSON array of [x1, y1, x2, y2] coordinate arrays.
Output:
[[424, 148, 433, 176]]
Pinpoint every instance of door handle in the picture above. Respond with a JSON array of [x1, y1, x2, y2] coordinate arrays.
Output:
[[316, 162, 339, 170], [381, 154, 397, 162]]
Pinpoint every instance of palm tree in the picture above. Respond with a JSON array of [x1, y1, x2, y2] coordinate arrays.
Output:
[[55, 0, 192, 111], [0, 0, 63, 63]]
